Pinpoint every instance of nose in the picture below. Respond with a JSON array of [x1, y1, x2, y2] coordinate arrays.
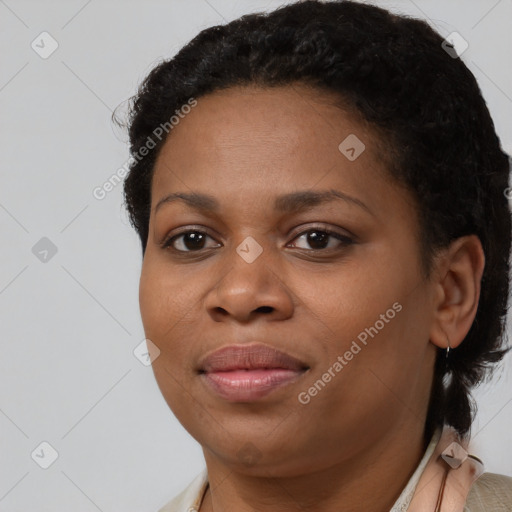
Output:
[[204, 239, 295, 324]]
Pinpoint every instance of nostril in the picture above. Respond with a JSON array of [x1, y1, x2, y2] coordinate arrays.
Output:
[[257, 306, 274, 314]]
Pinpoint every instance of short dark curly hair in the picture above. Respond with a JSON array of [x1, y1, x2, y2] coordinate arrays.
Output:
[[116, 0, 512, 440]]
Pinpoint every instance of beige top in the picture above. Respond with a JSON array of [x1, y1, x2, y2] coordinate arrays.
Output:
[[158, 428, 512, 512]]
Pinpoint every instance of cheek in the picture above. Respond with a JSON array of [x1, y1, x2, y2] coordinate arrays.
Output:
[[138, 258, 196, 408], [138, 255, 190, 336], [309, 250, 426, 373], [138, 255, 205, 372], [298, 264, 394, 342], [138, 261, 165, 337]]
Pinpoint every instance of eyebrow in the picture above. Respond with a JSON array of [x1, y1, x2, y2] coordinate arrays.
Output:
[[154, 189, 373, 216]]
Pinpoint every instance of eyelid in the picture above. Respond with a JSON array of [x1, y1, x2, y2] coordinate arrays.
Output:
[[287, 222, 355, 242]]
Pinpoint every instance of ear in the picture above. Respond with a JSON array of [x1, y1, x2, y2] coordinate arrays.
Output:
[[429, 235, 485, 350]]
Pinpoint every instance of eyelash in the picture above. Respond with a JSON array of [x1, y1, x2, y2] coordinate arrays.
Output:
[[160, 226, 354, 254]]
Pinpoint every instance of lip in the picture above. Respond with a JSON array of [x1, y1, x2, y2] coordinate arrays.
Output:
[[198, 343, 309, 402]]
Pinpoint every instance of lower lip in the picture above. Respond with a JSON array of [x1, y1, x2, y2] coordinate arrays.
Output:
[[201, 368, 305, 401]]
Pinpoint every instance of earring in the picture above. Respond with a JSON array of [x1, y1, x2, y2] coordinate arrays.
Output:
[[445, 334, 451, 359]]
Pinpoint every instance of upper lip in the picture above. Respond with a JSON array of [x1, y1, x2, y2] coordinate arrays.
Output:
[[198, 343, 309, 373]]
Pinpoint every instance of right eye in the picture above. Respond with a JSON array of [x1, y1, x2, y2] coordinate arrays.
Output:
[[161, 230, 222, 253]]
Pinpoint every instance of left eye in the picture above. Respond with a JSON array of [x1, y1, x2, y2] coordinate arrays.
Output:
[[162, 228, 353, 253], [288, 229, 353, 251]]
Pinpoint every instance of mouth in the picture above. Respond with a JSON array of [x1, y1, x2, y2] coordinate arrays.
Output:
[[198, 343, 310, 402]]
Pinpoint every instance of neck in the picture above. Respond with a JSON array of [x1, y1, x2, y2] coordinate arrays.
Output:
[[199, 423, 430, 512]]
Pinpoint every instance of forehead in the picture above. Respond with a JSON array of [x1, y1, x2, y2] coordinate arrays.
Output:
[[148, 84, 420, 235], [152, 84, 388, 193]]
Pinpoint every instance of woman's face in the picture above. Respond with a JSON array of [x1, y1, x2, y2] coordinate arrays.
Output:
[[139, 84, 438, 476]]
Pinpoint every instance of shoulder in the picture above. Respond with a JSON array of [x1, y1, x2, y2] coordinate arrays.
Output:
[[464, 472, 512, 511], [157, 469, 208, 512]]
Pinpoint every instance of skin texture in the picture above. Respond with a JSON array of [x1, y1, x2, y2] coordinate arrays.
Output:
[[139, 84, 485, 512]]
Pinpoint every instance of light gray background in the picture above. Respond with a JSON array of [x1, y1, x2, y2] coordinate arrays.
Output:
[[1, 0, 511, 510]]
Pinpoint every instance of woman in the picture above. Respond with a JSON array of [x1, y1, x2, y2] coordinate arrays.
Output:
[[118, 1, 512, 510]]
